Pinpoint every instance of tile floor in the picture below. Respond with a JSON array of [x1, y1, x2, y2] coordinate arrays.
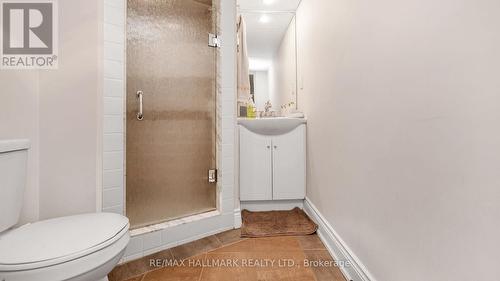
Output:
[[109, 229, 347, 281]]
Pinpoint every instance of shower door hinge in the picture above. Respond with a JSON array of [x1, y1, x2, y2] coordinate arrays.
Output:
[[208, 169, 218, 183], [208, 33, 220, 48]]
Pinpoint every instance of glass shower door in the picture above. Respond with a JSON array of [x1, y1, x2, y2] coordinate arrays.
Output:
[[126, 0, 217, 229]]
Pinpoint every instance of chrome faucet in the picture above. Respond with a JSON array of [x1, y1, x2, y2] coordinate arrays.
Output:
[[264, 100, 272, 113]]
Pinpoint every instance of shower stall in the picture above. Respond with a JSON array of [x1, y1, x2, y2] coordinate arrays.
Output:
[[126, 0, 218, 229]]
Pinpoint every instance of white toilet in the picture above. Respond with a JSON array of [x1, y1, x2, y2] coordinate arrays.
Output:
[[0, 139, 130, 281]]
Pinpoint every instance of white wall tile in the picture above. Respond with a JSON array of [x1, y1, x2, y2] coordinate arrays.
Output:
[[195, 219, 219, 238], [220, 1, 237, 212], [222, 156, 234, 175], [220, 48, 236, 89], [221, 85, 235, 102], [220, 0, 237, 89], [220, 0, 236, 37], [103, 169, 124, 189], [124, 235, 143, 257], [188, 216, 222, 238], [104, 23, 124, 44], [222, 128, 234, 145], [102, 204, 123, 215], [104, 0, 125, 10], [104, 41, 124, 62], [222, 184, 234, 200], [103, 151, 123, 170], [122, 253, 142, 263], [103, 187, 124, 208], [221, 116, 234, 130], [104, 133, 123, 152], [104, 115, 124, 133], [220, 198, 234, 214], [104, 97, 123, 116], [104, 4, 125, 26], [161, 223, 192, 246], [222, 171, 234, 186], [221, 143, 234, 157], [142, 231, 162, 251], [104, 78, 125, 98], [102, 0, 125, 220], [104, 59, 124, 79], [221, 99, 235, 117]]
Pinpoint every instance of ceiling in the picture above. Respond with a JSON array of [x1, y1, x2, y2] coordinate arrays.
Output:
[[238, 0, 301, 62], [238, 0, 302, 11], [241, 12, 295, 60]]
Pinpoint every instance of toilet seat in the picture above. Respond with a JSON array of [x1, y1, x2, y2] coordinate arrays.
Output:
[[0, 213, 129, 272]]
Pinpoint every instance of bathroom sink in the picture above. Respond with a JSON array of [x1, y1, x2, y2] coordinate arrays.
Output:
[[238, 117, 306, 135]]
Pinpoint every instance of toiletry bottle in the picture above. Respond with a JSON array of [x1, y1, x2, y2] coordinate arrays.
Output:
[[246, 98, 256, 118]]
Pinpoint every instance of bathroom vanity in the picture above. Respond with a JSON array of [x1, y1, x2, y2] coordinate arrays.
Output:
[[238, 118, 306, 205]]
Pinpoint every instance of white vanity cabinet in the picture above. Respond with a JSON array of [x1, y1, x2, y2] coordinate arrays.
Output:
[[239, 127, 273, 200], [271, 125, 306, 200], [239, 121, 306, 201]]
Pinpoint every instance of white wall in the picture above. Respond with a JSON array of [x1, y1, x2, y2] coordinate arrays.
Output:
[[38, 0, 102, 219], [0, 0, 102, 222], [296, 0, 500, 280], [0, 72, 39, 223], [251, 70, 270, 110], [270, 16, 296, 110]]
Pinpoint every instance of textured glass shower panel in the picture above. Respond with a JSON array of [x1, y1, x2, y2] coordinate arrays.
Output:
[[126, 0, 217, 229]]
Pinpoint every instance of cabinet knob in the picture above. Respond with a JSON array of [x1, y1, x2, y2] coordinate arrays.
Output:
[[274, 145, 277, 149], [267, 145, 270, 149]]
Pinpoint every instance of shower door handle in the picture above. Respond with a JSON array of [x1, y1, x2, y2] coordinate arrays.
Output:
[[136, 90, 144, 121]]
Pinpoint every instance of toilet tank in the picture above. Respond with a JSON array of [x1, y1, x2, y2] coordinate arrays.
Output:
[[0, 139, 30, 233]]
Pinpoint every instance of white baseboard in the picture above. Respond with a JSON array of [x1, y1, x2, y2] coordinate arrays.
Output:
[[234, 208, 242, 228], [240, 199, 304, 212], [303, 198, 376, 281]]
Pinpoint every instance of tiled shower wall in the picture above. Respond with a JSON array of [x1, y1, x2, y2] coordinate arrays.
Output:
[[101, 0, 237, 261], [103, 0, 126, 214]]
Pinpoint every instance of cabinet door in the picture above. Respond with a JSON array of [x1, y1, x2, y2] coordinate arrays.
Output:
[[239, 126, 273, 200], [272, 124, 306, 200]]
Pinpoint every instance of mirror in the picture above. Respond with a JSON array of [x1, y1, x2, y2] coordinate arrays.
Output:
[[237, 0, 301, 117]]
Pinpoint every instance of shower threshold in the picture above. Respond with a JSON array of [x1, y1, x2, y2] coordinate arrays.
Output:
[[129, 209, 220, 237]]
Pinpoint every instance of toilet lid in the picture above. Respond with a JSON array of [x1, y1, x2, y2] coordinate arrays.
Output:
[[0, 213, 129, 271]]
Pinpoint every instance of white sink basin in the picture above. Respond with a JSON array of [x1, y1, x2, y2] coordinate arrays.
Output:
[[238, 117, 306, 135]]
